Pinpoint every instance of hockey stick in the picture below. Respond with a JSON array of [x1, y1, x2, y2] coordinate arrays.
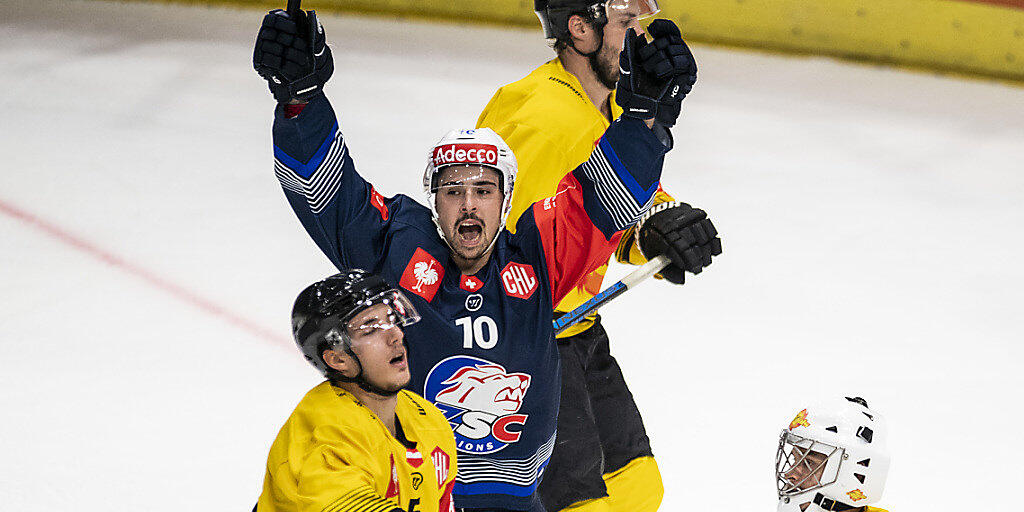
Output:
[[552, 254, 670, 335], [286, 0, 301, 17]]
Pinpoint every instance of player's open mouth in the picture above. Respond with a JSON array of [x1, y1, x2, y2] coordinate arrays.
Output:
[[389, 352, 407, 369], [456, 220, 484, 246]]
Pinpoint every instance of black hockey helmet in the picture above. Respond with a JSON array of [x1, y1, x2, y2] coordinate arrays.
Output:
[[292, 270, 420, 386], [534, 0, 660, 41]]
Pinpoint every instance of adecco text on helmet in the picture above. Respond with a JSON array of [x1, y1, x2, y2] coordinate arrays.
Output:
[[433, 144, 499, 168]]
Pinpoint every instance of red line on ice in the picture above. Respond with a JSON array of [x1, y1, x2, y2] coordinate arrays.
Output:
[[0, 198, 290, 348]]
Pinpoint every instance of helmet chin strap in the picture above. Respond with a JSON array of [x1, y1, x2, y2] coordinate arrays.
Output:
[[569, 18, 619, 91], [570, 29, 604, 60], [809, 493, 857, 511], [331, 346, 401, 397]]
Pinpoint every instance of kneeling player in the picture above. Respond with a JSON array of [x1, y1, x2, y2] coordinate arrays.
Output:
[[776, 397, 890, 512], [256, 270, 457, 512]]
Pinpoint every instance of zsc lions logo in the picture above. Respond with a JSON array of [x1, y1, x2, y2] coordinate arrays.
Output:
[[424, 355, 531, 454]]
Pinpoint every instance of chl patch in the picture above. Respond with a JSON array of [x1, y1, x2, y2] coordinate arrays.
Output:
[[369, 187, 389, 221], [400, 248, 444, 302], [411, 472, 423, 491], [500, 262, 537, 300], [431, 447, 451, 489]]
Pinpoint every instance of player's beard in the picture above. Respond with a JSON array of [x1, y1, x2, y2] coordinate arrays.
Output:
[[449, 214, 494, 263], [588, 41, 620, 90]]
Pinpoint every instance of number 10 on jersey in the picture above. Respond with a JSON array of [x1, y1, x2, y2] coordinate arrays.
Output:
[[455, 315, 498, 349]]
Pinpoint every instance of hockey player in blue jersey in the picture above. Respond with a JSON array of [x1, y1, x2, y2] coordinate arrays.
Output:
[[253, 5, 720, 511]]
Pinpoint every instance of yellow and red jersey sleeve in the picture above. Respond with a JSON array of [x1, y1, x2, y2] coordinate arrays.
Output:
[[512, 118, 666, 306], [478, 59, 674, 337], [528, 172, 624, 305]]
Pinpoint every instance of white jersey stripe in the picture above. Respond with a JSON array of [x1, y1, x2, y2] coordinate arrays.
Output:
[[274, 130, 350, 214]]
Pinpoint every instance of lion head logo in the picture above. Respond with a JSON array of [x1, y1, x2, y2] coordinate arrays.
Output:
[[434, 363, 531, 416]]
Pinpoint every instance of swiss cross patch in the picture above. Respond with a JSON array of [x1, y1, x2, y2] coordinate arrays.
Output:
[[406, 447, 423, 468], [400, 248, 444, 302], [369, 187, 389, 221], [501, 262, 537, 300], [385, 454, 399, 498], [432, 447, 450, 489], [460, 275, 483, 292]]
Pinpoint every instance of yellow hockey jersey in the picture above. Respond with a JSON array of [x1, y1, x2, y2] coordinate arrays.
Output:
[[477, 58, 674, 337], [257, 382, 457, 512]]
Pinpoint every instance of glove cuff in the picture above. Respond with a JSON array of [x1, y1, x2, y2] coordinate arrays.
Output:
[[634, 200, 683, 259], [654, 98, 681, 127], [616, 87, 657, 120]]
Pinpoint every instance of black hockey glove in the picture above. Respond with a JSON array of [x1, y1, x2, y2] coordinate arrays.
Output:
[[253, 6, 333, 103], [615, 19, 697, 128], [637, 202, 721, 285]]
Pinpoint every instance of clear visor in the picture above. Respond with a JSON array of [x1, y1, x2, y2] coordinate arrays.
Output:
[[329, 290, 421, 348], [775, 430, 843, 498], [605, 0, 660, 20], [428, 164, 504, 195], [537, 0, 660, 39]]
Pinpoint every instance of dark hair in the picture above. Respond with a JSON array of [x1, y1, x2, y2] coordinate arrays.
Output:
[[537, 0, 606, 53]]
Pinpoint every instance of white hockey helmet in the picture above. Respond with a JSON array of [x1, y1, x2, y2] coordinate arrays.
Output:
[[776, 397, 890, 512], [422, 128, 518, 246]]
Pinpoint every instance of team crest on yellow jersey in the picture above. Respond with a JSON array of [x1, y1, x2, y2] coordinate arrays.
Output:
[[789, 409, 810, 429], [847, 489, 867, 501]]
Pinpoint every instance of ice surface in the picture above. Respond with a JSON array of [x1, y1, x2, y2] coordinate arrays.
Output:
[[2, 1, 1023, 510]]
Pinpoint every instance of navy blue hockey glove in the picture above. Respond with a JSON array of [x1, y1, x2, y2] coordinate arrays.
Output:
[[637, 202, 721, 285], [615, 19, 696, 128], [253, 4, 333, 103]]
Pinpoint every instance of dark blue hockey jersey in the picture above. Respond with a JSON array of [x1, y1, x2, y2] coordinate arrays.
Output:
[[271, 93, 666, 510]]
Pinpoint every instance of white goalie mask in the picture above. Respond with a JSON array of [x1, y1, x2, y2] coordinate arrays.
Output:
[[422, 128, 518, 251], [776, 397, 890, 512]]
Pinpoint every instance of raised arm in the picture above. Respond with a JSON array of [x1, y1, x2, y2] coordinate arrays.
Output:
[[255, 6, 405, 272]]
